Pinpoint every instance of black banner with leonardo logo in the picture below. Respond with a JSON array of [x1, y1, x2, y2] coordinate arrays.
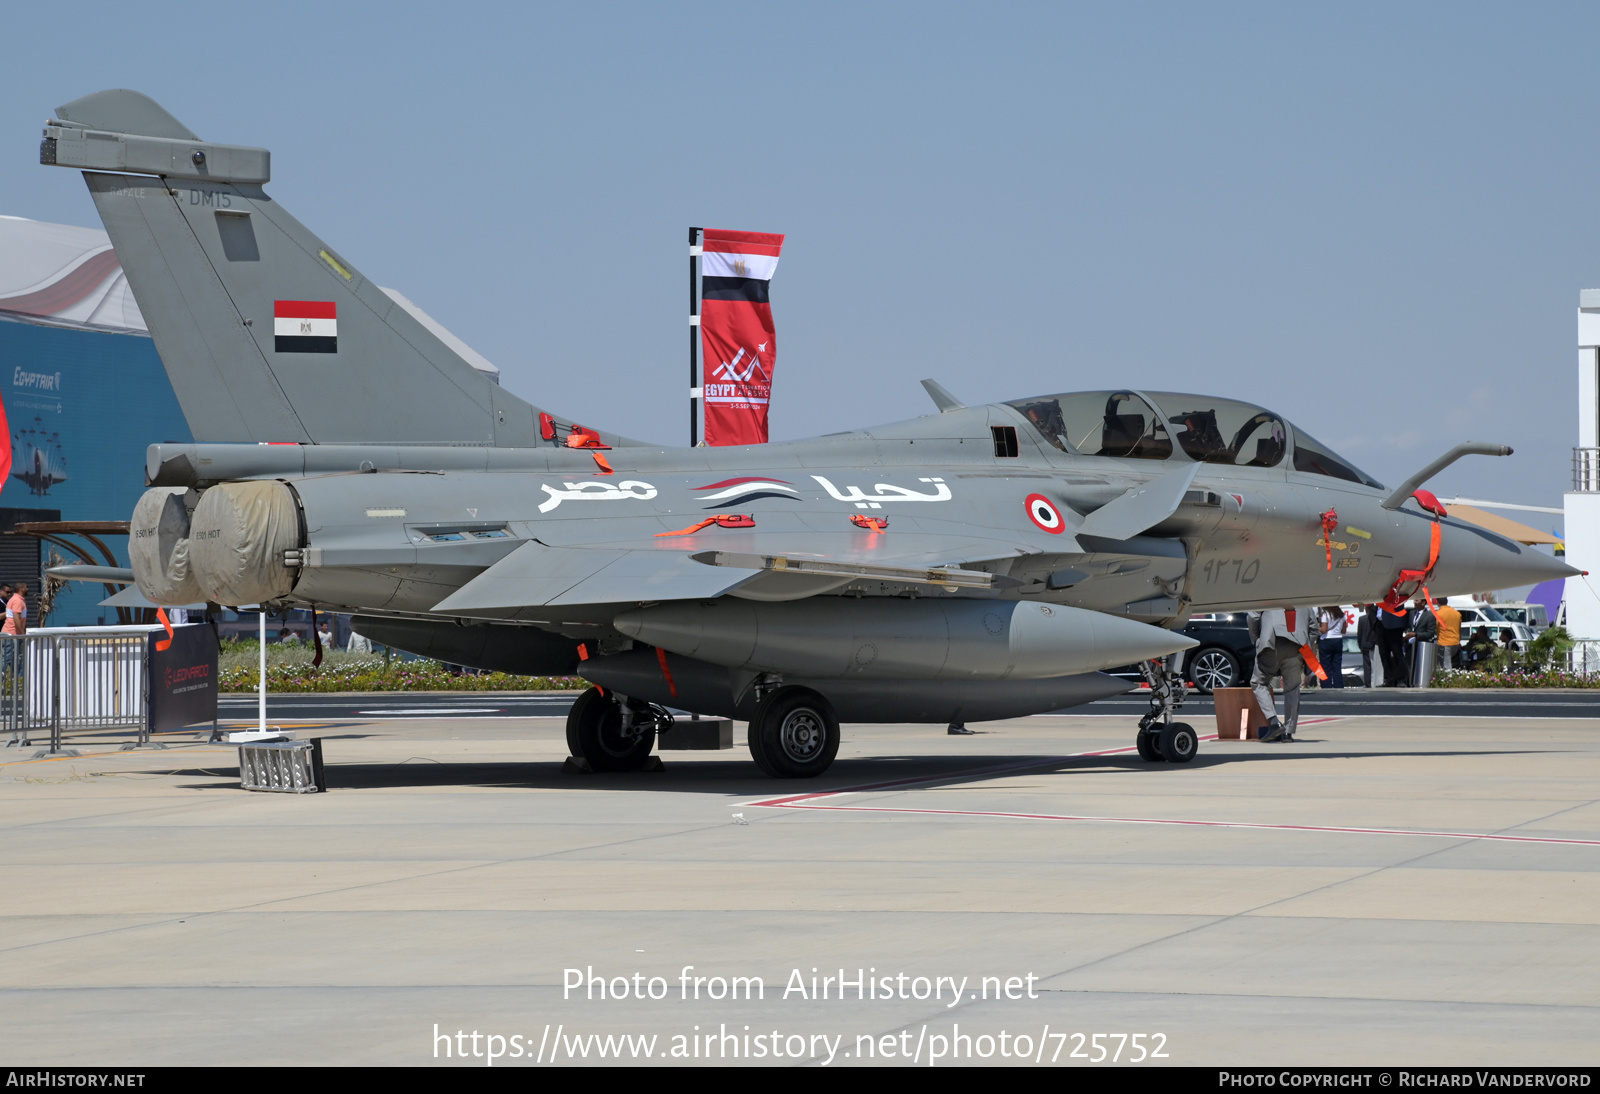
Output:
[[147, 623, 217, 735]]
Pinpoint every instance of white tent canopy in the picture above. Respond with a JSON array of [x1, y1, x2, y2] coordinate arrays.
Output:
[[0, 215, 499, 380]]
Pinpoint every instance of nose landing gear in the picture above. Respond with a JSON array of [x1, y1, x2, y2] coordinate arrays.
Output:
[[1136, 657, 1198, 764]]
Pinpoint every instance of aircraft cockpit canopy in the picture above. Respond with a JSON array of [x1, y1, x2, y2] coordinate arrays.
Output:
[[1005, 390, 1384, 489], [1009, 391, 1174, 460]]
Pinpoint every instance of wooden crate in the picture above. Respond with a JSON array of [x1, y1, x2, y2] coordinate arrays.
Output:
[[1213, 687, 1266, 740]]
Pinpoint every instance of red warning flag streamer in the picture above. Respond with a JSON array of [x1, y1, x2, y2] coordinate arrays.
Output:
[[1299, 643, 1330, 682], [700, 229, 784, 446], [1381, 520, 1443, 612]]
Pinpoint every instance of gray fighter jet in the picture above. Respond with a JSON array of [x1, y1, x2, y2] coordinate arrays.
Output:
[[40, 91, 1576, 776]]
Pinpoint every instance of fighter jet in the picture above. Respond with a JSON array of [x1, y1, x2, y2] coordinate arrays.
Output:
[[11, 420, 69, 496], [39, 91, 1577, 776]]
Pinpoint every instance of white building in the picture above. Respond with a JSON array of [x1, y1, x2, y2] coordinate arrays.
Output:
[[1565, 291, 1600, 639]]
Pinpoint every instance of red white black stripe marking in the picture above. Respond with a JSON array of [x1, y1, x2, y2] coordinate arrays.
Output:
[[693, 476, 798, 504], [274, 300, 337, 353], [701, 231, 783, 304]]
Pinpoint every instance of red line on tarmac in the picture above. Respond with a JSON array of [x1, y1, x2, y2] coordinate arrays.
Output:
[[746, 739, 1178, 808], [748, 717, 1600, 847], [748, 719, 1344, 808], [757, 803, 1600, 847]]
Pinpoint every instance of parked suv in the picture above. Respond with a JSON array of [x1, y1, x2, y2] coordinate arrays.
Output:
[[1110, 610, 1377, 693], [1108, 613, 1257, 694], [1454, 603, 1534, 646]]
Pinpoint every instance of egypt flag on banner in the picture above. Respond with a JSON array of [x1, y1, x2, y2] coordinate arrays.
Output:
[[274, 300, 337, 353], [701, 229, 784, 445]]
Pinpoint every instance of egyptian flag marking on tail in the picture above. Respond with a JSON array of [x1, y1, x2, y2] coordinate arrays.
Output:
[[274, 300, 337, 353], [701, 229, 784, 446]]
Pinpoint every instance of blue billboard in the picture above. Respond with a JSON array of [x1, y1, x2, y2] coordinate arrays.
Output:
[[0, 316, 191, 624]]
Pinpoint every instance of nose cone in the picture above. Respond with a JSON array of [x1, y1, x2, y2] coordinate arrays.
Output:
[[1429, 520, 1579, 597]]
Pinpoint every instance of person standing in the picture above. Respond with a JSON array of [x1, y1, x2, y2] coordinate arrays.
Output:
[[0, 583, 14, 682], [1248, 606, 1314, 742], [1404, 598, 1439, 685], [1433, 596, 1462, 671], [1356, 603, 1379, 687], [1376, 604, 1409, 686], [5, 583, 29, 637], [1318, 606, 1348, 688], [2, 582, 28, 683]]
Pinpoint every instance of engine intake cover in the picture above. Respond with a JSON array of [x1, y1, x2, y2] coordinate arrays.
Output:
[[188, 480, 301, 606], [129, 486, 205, 606]]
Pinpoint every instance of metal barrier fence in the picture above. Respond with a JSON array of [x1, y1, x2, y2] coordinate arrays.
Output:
[[1566, 640, 1600, 675], [1, 626, 161, 753]]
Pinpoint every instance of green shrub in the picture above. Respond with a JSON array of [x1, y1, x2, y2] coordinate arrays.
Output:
[[218, 646, 582, 693]]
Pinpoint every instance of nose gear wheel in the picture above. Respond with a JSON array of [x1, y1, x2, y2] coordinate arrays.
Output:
[[1135, 657, 1197, 765]]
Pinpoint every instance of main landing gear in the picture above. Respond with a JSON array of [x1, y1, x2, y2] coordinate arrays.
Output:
[[566, 686, 671, 772], [747, 686, 841, 779], [566, 683, 843, 779], [1135, 657, 1198, 764]]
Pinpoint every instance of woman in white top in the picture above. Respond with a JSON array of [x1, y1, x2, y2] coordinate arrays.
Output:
[[1318, 606, 1348, 689]]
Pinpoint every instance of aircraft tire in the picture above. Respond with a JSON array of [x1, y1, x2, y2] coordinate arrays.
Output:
[[564, 687, 601, 757], [566, 686, 656, 772], [1158, 721, 1198, 764], [745, 715, 774, 775], [1136, 728, 1163, 762], [749, 687, 840, 778]]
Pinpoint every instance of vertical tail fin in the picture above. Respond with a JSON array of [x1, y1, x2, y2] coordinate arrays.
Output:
[[42, 90, 631, 448]]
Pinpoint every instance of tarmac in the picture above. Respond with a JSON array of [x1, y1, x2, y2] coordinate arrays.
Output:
[[3, 704, 1599, 1067]]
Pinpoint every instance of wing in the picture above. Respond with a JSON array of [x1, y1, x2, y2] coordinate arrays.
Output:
[[429, 542, 762, 611], [429, 528, 1044, 612]]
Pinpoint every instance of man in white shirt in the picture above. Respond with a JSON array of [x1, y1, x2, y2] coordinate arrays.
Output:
[[1248, 607, 1316, 742]]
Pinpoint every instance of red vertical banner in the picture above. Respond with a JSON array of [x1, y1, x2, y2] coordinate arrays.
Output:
[[0, 383, 11, 492], [700, 229, 784, 446]]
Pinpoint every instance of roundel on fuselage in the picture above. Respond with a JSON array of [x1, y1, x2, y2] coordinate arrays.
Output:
[[1025, 493, 1066, 534]]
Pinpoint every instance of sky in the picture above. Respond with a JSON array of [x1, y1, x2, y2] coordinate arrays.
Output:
[[3, 1, 1596, 523]]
